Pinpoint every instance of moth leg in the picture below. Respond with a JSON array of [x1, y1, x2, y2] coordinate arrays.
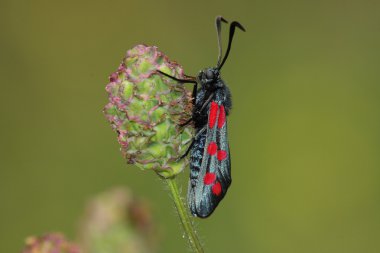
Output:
[[191, 81, 198, 104], [179, 82, 199, 128], [179, 118, 193, 127], [194, 126, 207, 139], [176, 139, 195, 161], [157, 70, 197, 84], [157, 70, 198, 126], [198, 93, 214, 112], [192, 93, 214, 119], [176, 126, 207, 161], [157, 70, 200, 126], [176, 93, 213, 160], [180, 93, 214, 128]]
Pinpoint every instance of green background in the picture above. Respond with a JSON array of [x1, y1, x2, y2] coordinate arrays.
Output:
[[1, 0, 380, 252]]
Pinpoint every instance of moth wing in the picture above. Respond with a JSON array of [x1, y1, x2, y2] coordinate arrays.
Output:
[[189, 101, 231, 218]]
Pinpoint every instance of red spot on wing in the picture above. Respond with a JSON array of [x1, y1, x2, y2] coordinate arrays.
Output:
[[209, 102, 219, 128], [212, 182, 222, 196], [217, 150, 227, 161], [204, 173, 216, 185], [207, 142, 217, 155], [218, 105, 226, 128]]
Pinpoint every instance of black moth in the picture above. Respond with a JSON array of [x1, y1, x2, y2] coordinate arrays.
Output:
[[159, 16, 245, 218]]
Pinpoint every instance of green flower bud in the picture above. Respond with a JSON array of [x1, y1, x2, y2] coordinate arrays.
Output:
[[104, 45, 194, 178], [22, 233, 81, 253]]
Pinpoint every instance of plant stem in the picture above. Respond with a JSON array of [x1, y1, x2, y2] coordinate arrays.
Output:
[[166, 177, 204, 253]]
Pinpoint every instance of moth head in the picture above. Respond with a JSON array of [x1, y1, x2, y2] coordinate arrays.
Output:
[[198, 67, 220, 88]]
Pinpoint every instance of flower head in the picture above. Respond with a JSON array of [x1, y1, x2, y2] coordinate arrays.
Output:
[[104, 45, 194, 178]]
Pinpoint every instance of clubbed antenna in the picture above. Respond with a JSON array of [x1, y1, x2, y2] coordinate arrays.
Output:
[[218, 21, 246, 70], [216, 16, 228, 67]]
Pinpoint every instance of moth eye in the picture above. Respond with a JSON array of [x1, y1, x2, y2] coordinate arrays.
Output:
[[206, 70, 214, 79]]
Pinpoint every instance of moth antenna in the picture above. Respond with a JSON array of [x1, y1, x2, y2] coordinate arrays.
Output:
[[218, 21, 246, 70], [216, 16, 228, 67]]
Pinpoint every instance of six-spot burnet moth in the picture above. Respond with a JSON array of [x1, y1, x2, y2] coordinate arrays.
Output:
[[158, 16, 245, 218]]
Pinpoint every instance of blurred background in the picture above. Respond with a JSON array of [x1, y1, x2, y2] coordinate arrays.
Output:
[[1, 0, 380, 252]]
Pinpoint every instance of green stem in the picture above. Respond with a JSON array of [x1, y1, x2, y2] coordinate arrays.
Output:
[[166, 177, 204, 253]]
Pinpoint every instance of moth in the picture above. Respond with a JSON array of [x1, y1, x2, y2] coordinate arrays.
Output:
[[159, 16, 245, 218]]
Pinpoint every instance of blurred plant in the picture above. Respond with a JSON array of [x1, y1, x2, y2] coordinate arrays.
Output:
[[22, 233, 81, 253], [77, 187, 156, 253], [104, 45, 204, 252], [21, 187, 157, 253]]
